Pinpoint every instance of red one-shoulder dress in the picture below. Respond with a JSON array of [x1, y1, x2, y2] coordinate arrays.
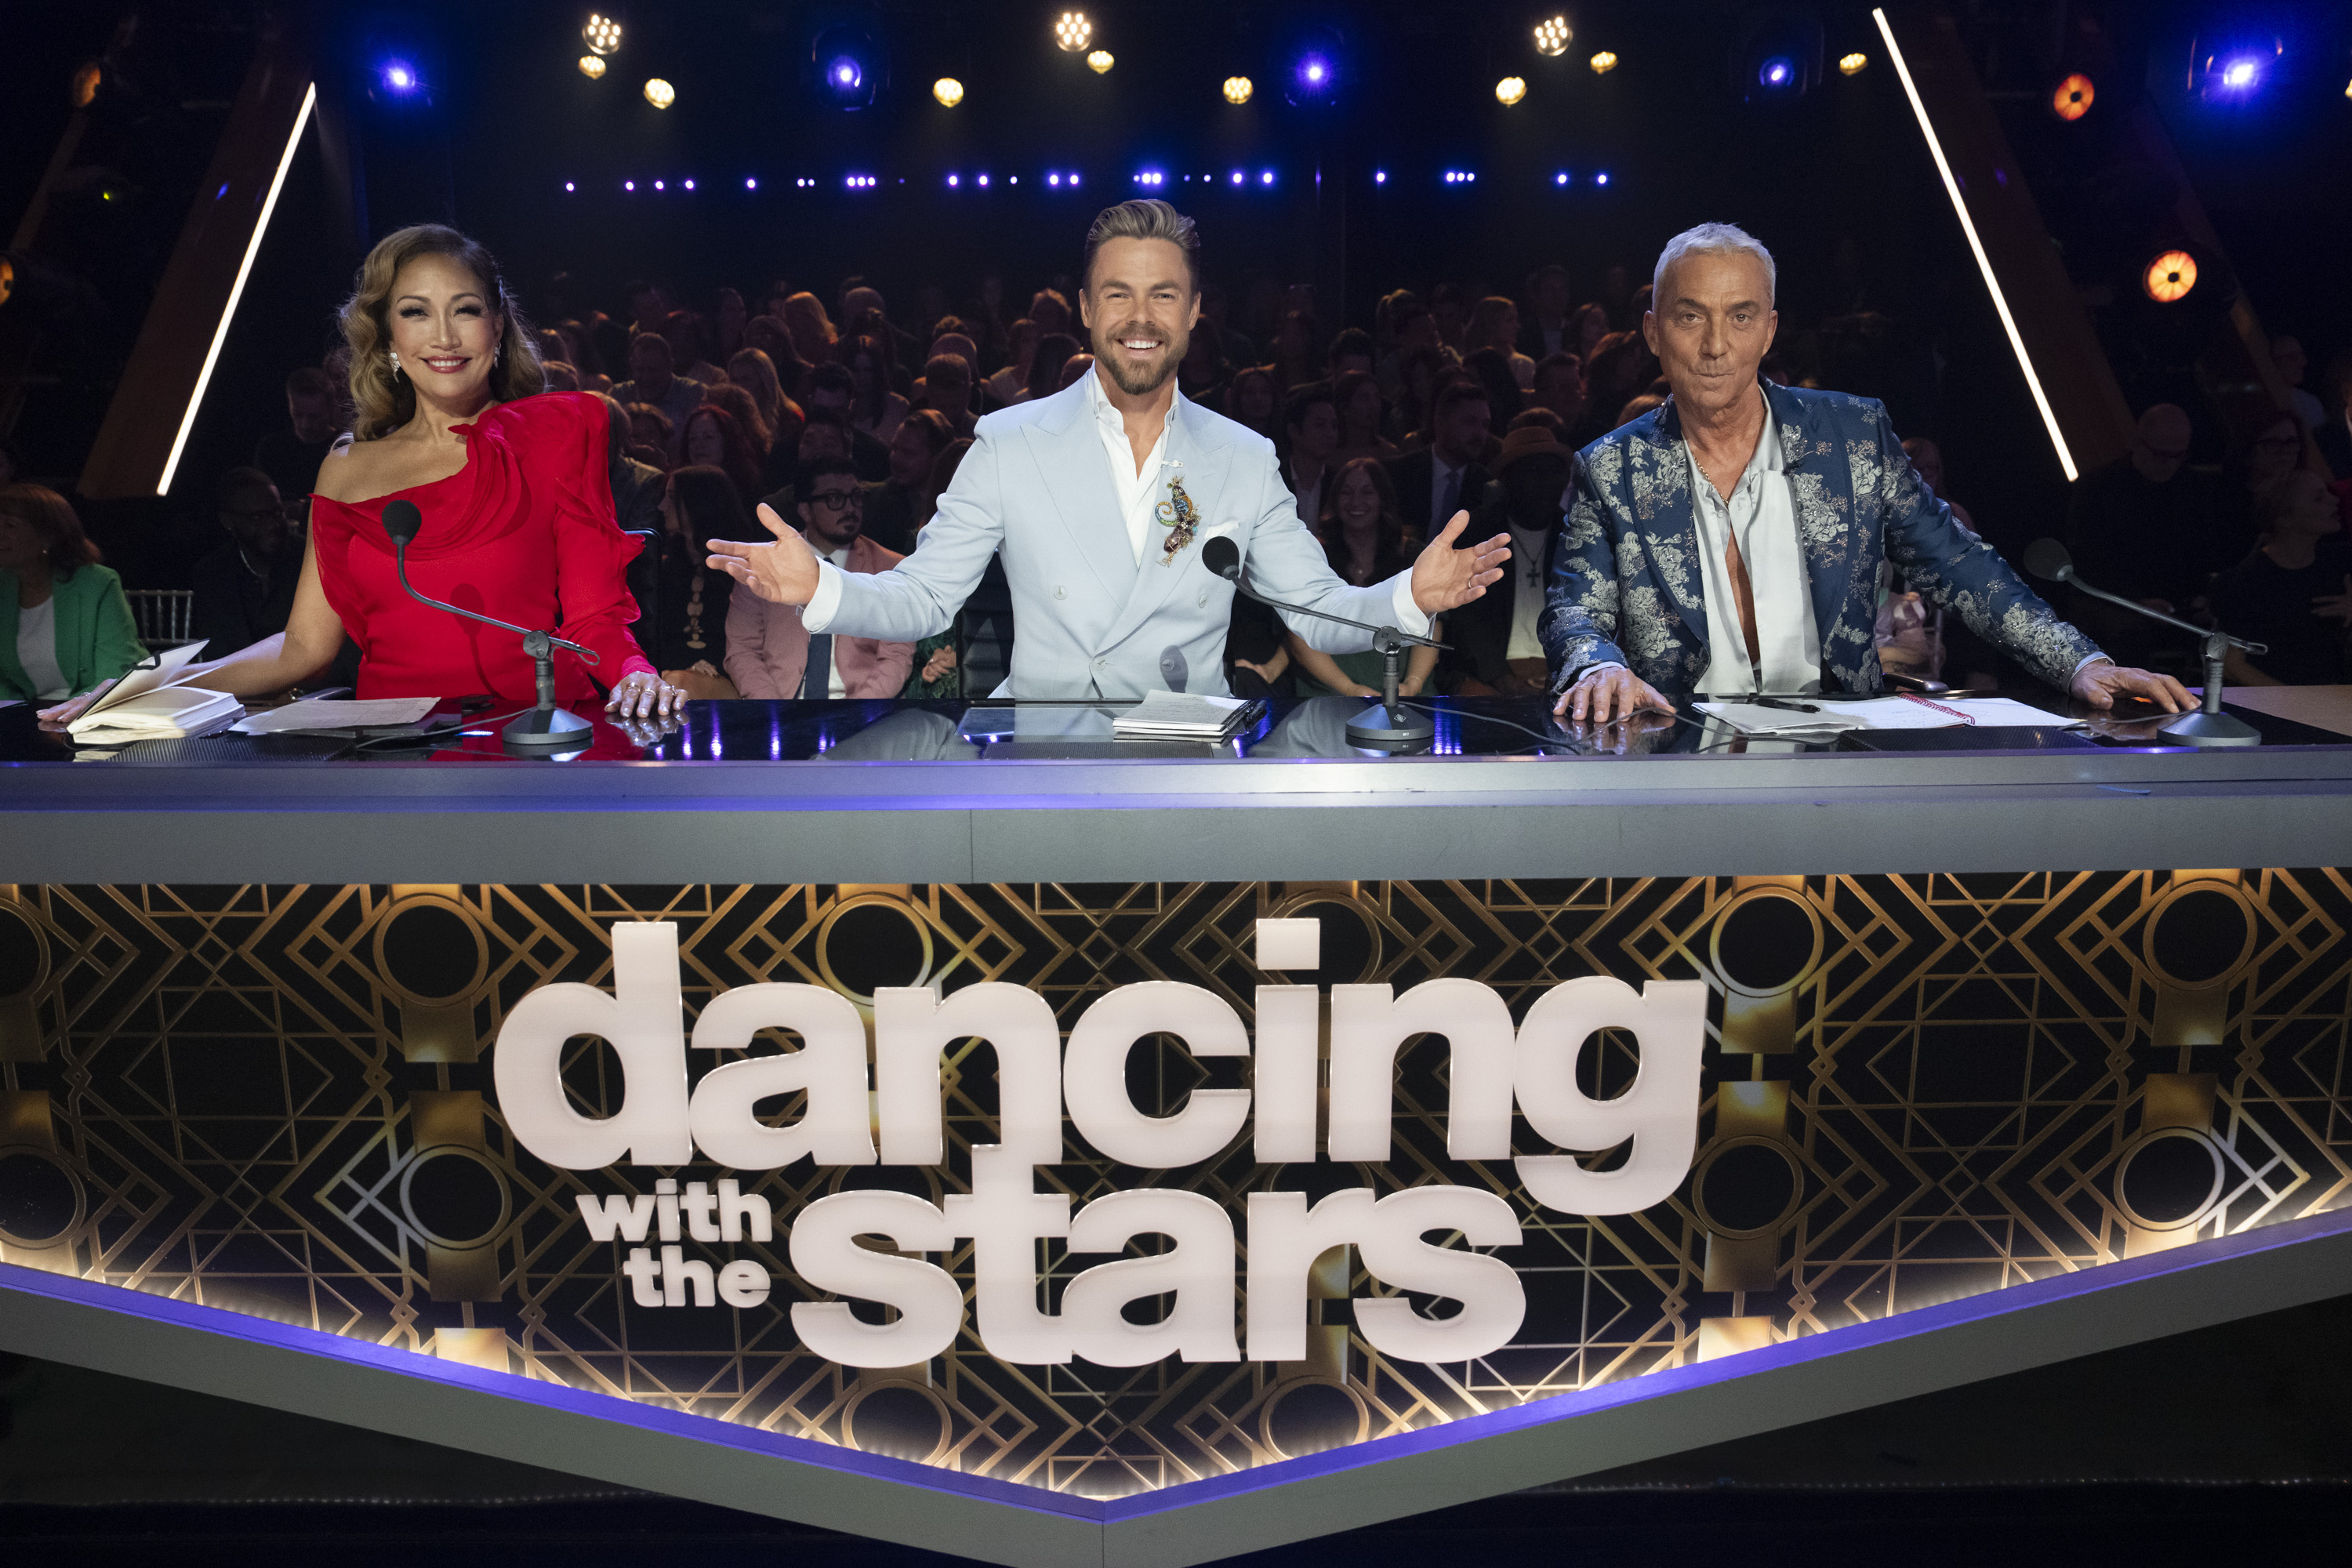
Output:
[[308, 391, 655, 703]]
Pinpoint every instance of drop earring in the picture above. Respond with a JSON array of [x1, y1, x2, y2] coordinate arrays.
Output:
[[390, 352, 403, 379]]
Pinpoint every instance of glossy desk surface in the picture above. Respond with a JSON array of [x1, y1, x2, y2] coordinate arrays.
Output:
[[2, 690, 2347, 884]]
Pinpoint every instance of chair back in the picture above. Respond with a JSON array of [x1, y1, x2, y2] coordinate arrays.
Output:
[[124, 589, 199, 651]]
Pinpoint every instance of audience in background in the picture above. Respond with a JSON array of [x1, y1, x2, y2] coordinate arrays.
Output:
[[804, 365, 894, 481], [0, 484, 143, 706], [1468, 297, 1535, 390], [252, 368, 341, 510], [649, 465, 744, 699], [781, 292, 837, 365], [725, 455, 914, 699], [611, 332, 707, 449], [189, 467, 300, 658], [1520, 266, 1573, 360], [681, 403, 767, 514], [1282, 387, 1341, 524], [2273, 335, 2325, 435], [1331, 369, 1396, 466], [866, 408, 954, 556], [2318, 353, 2352, 477], [1288, 459, 1435, 699], [917, 354, 978, 438], [1443, 426, 1568, 697], [2065, 403, 2227, 668], [1385, 379, 1492, 540], [842, 335, 910, 442], [2212, 470, 2351, 687], [901, 440, 973, 699], [987, 318, 1041, 408]]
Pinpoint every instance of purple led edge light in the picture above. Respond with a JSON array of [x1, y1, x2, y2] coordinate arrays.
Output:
[[6, 1185, 2350, 1529]]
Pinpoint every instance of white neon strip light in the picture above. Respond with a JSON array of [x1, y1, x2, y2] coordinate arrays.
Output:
[[1871, 10, 2077, 481], [158, 81, 317, 496]]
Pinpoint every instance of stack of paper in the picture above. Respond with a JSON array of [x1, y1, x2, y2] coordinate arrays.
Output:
[[232, 698, 437, 735], [1695, 695, 2079, 738], [67, 643, 241, 742], [1111, 691, 1258, 740]]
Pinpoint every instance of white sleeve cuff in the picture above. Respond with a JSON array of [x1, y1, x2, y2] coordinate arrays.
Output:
[[801, 557, 846, 632], [2072, 652, 2111, 678], [1389, 574, 1431, 637]]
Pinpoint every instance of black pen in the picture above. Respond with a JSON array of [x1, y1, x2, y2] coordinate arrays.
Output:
[[1753, 697, 1821, 713]]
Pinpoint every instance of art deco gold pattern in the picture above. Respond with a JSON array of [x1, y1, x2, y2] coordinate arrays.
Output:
[[0, 873, 2345, 1497]]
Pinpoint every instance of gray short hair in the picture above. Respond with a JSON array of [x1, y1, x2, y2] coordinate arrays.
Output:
[[1083, 199, 1201, 296], [1653, 222, 1776, 306]]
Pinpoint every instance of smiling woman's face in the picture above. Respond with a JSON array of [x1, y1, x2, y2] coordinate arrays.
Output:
[[386, 252, 502, 405]]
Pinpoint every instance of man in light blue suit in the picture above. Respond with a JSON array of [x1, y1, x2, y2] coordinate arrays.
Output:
[[707, 201, 1512, 699]]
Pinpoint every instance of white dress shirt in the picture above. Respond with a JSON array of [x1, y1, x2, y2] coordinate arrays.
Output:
[[1505, 521, 1552, 662], [815, 544, 851, 697], [1686, 392, 1820, 694], [1287, 458, 1328, 527], [14, 597, 67, 701]]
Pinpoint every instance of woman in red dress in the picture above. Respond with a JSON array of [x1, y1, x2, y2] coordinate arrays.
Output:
[[90, 225, 683, 723]]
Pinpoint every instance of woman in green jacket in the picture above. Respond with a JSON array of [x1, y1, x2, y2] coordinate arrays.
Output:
[[0, 484, 147, 707]]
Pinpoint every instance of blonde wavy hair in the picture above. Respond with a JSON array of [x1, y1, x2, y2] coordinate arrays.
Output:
[[339, 224, 544, 440]]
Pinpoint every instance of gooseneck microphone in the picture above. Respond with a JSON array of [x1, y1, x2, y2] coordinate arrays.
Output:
[[2024, 536, 2265, 749], [1201, 535, 1444, 752], [380, 498, 600, 751]]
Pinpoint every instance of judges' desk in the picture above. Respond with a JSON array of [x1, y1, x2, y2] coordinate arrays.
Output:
[[2, 691, 2352, 1566]]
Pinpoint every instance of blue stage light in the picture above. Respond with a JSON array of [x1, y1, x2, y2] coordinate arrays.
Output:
[[948, 173, 960, 187], [977, 173, 990, 187], [810, 22, 884, 111], [1374, 170, 1387, 184], [2219, 56, 2262, 89], [1596, 171, 1610, 185], [1555, 172, 1569, 185], [623, 180, 636, 191], [683, 179, 695, 191], [1261, 169, 1275, 185], [379, 60, 420, 95], [564, 181, 575, 192], [1049, 172, 1061, 187], [745, 177, 757, 190], [654, 180, 665, 191], [1759, 55, 1795, 89], [1231, 170, 1244, 185], [1070, 172, 1080, 186]]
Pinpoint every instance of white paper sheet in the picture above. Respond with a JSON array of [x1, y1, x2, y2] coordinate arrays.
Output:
[[231, 699, 438, 735]]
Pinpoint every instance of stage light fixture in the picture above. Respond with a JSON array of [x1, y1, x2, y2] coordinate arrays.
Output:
[[1260, 169, 1274, 185], [948, 173, 960, 187], [810, 23, 883, 111], [682, 178, 694, 190], [583, 14, 622, 56], [1591, 51, 1618, 74], [625, 180, 636, 191], [643, 77, 673, 108], [578, 55, 605, 79], [1374, 169, 1387, 183], [1534, 16, 1571, 57], [1088, 50, 1113, 74], [1496, 76, 1526, 105], [1839, 53, 1867, 75], [564, 181, 575, 192], [71, 61, 102, 107], [1049, 172, 1061, 186], [2143, 251, 2198, 303], [1595, 171, 1609, 184], [977, 173, 989, 187], [1223, 75, 1253, 104], [933, 77, 963, 107], [1231, 170, 1244, 185], [1288, 47, 1340, 107], [380, 60, 421, 96], [1054, 12, 1091, 52], [654, 180, 664, 191], [745, 176, 757, 189], [1555, 171, 1568, 185], [2052, 72, 2094, 119]]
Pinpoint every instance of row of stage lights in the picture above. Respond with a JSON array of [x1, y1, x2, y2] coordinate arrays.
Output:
[[557, 166, 1619, 194]]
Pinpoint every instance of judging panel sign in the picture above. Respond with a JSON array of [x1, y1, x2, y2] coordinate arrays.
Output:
[[0, 874, 2343, 1496]]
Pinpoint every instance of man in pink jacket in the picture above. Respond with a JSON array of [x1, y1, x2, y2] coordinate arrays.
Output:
[[724, 456, 916, 699]]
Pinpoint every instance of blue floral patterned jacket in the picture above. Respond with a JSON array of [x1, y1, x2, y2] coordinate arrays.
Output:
[[1539, 383, 2100, 695]]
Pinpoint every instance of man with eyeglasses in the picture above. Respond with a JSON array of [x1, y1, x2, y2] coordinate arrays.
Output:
[[190, 466, 301, 658], [724, 455, 916, 700]]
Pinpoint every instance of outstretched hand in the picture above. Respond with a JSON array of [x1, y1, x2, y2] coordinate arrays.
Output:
[[2070, 659, 2193, 713], [1410, 511, 1512, 615], [706, 503, 822, 606]]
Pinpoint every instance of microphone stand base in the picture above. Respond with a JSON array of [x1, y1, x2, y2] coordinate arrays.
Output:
[[1347, 703, 1436, 753], [2158, 709, 2263, 748], [502, 705, 595, 753]]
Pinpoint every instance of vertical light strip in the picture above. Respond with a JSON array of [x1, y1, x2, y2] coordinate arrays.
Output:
[[1871, 9, 2077, 481], [158, 81, 318, 496]]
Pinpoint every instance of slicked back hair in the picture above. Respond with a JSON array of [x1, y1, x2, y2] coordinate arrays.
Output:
[[1082, 200, 1201, 298], [1652, 222, 1777, 307]]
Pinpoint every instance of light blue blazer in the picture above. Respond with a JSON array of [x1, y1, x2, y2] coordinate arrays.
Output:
[[813, 378, 1410, 698]]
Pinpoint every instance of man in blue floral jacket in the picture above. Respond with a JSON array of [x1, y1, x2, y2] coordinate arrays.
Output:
[[1544, 223, 2194, 724]]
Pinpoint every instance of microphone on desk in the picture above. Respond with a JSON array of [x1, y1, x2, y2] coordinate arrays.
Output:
[[379, 498, 599, 752], [2024, 537, 2265, 749], [1201, 535, 1443, 752]]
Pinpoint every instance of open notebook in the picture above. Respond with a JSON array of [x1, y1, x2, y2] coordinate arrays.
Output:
[[67, 642, 241, 741], [1694, 694, 2080, 738]]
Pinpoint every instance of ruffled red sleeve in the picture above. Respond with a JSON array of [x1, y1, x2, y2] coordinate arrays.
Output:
[[547, 392, 657, 685]]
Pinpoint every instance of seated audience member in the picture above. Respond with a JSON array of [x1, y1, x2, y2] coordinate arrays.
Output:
[[1901, 437, 1973, 528], [0, 484, 144, 706], [1550, 222, 2184, 724], [1197, 282, 1256, 369], [1027, 286, 1073, 339], [1225, 365, 1279, 440], [610, 331, 707, 450], [1058, 352, 1096, 391], [681, 403, 768, 514], [553, 320, 608, 390], [713, 288, 750, 363], [1429, 282, 1468, 355], [1461, 347, 1525, 425], [1507, 408, 1566, 437], [1388, 345, 1449, 447], [757, 409, 856, 519], [648, 465, 744, 699], [1270, 310, 1318, 391], [1614, 391, 1668, 428], [727, 347, 800, 441], [191, 467, 301, 657], [663, 311, 726, 387], [2211, 470, 2352, 686], [1530, 353, 1588, 430], [928, 331, 979, 376], [1326, 327, 1376, 385], [843, 336, 910, 442], [541, 361, 581, 391], [902, 440, 973, 698], [804, 364, 894, 481], [623, 278, 671, 338], [1385, 379, 1493, 539], [625, 403, 675, 469], [917, 354, 978, 438], [702, 381, 774, 455], [1468, 296, 1536, 390], [1331, 369, 1396, 465], [841, 283, 923, 376], [1520, 264, 1574, 360], [1025, 332, 1083, 403], [742, 318, 815, 401], [1287, 459, 1436, 698], [1569, 302, 1612, 360], [2272, 335, 2325, 434], [866, 408, 955, 556], [781, 292, 838, 365], [1573, 330, 1655, 445], [601, 396, 666, 542], [986, 318, 1040, 408], [253, 367, 343, 510], [2065, 403, 2225, 666], [1443, 426, 1569, 696], [1374, 294, 1439, 401], [1282, 386, 1341, 524], [724, 456, 914, 699]]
